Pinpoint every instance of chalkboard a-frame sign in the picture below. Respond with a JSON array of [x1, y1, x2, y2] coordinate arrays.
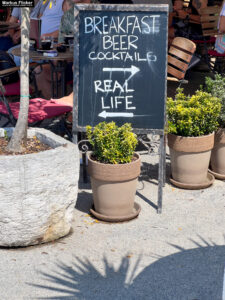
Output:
[[73, 4, 168, 214], [73, 3, 168, 134]]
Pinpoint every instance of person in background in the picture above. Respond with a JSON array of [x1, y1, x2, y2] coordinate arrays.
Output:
[[0, 7, 22, 51], [218, 0, 225, 35], [8, 0, 64, 66], [35, 0, 91, 100], [58, 0, 91, 43], [173, 0, 205, 23], [30, 0, 50, 18], [0, 2, 45, 51], [172, 0, 209, 39], [0, 8, 11, 21], [55, 0, 134, 108], [40, 0, 64, 39], [166, 0, 175, 46], [215, 0, 225, 53], [35, 0, 132, 98]]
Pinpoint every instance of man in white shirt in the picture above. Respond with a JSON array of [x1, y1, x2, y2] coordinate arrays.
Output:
[[9, 0, 64, 66]]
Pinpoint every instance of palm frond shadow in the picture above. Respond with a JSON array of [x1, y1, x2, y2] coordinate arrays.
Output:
[[30, 237, 225, 300], [31, 255, 140, 299]]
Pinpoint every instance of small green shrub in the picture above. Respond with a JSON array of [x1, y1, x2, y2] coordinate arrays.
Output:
[[4, 130, 9, 140], [167, 88, 221, 137], [86, 122, 138, 164], [203, 74, 225, 127]]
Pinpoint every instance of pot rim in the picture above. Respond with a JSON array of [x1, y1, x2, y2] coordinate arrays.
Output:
[[87, 152, 141, 182], [88, 152, 140, 166], [167, 132, 215, 153], [167, 132, 215, 139]]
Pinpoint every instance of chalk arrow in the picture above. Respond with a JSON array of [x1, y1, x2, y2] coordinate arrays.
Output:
[[99, 111, 134, 118], [98, 111, 151, 119], [103, 65, 140, 79]]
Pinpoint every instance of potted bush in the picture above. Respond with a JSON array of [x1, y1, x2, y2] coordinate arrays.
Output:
[[167, 88, 221, 189], [204, 74, 225, 179], [86, 121, 141, 222]]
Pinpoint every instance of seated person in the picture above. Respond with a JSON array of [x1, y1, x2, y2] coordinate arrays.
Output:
[[0, 8, 11, 21], [36, 0, 134, 99], [56, 91, 73, 106], [173, 0, 203, 22], [0, 8, 21, 51], [0, 2, 42, 51], [35, 0, 91, 100], [30, 0, 50, 19], [172, 0, 208, 39], [215, 0, 225, 53], [58, 0, 91, 43], [40, 0, 64, 39], [8, 0, 64, 66], [166, 0, 176, 45]]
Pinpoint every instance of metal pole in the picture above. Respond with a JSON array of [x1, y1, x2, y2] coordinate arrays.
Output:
[[163, 134, 167, 186], [157, 133, 165, 213]]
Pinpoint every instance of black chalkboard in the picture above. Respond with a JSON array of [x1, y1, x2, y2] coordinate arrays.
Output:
[[74, 4, 168, 132]]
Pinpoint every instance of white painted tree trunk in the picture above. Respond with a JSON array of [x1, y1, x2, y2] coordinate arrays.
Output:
[[7, 8, 30, 153]]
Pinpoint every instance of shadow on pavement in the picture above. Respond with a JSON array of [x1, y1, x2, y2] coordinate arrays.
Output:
[[136, 191, 158, 211], [75, 191, 93, 214], [30, 238, 225, 300]]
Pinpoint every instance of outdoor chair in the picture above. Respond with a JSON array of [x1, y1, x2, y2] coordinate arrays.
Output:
[[190, 6, 220, 47], [193, 6, 225, 73], [0, 62, 41, 99], [167, 37, 197, 84], [0, 65, 21, 97], [0, 68, 73, 139]]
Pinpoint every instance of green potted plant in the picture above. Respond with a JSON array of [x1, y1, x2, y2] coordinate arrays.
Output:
[[204, 74, 225, 179], [86, 121, 141, 222], [167, 88, 221, 189]]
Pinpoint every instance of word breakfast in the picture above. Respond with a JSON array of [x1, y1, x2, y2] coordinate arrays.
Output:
[[85, 14, 160, 62]]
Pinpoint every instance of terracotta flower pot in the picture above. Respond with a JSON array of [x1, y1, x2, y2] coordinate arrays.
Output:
[[88, 153, 141, 221], [168, 133, 214, 186], [210, 128, 225, 177]]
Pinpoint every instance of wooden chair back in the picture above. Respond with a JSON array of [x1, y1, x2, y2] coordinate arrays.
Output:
[[167, 37, 196, 80], [199, 6, 221, 37]]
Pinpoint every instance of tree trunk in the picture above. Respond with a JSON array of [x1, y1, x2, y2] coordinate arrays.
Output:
[[7, 8, 30, 153]]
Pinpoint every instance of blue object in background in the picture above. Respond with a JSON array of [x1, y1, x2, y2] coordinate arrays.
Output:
[[0, 36, 14, 51]]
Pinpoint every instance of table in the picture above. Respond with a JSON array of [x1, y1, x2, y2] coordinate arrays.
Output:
[[0, 21, 20, 33], [11, 47, 73, 98]]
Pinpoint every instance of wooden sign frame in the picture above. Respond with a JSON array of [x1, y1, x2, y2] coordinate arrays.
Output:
[[72, 4, 168, 213]]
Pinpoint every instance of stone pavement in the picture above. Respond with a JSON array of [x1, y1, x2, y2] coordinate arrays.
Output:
[[1, 148, 225, 300], [1, 69, 225, 299]]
